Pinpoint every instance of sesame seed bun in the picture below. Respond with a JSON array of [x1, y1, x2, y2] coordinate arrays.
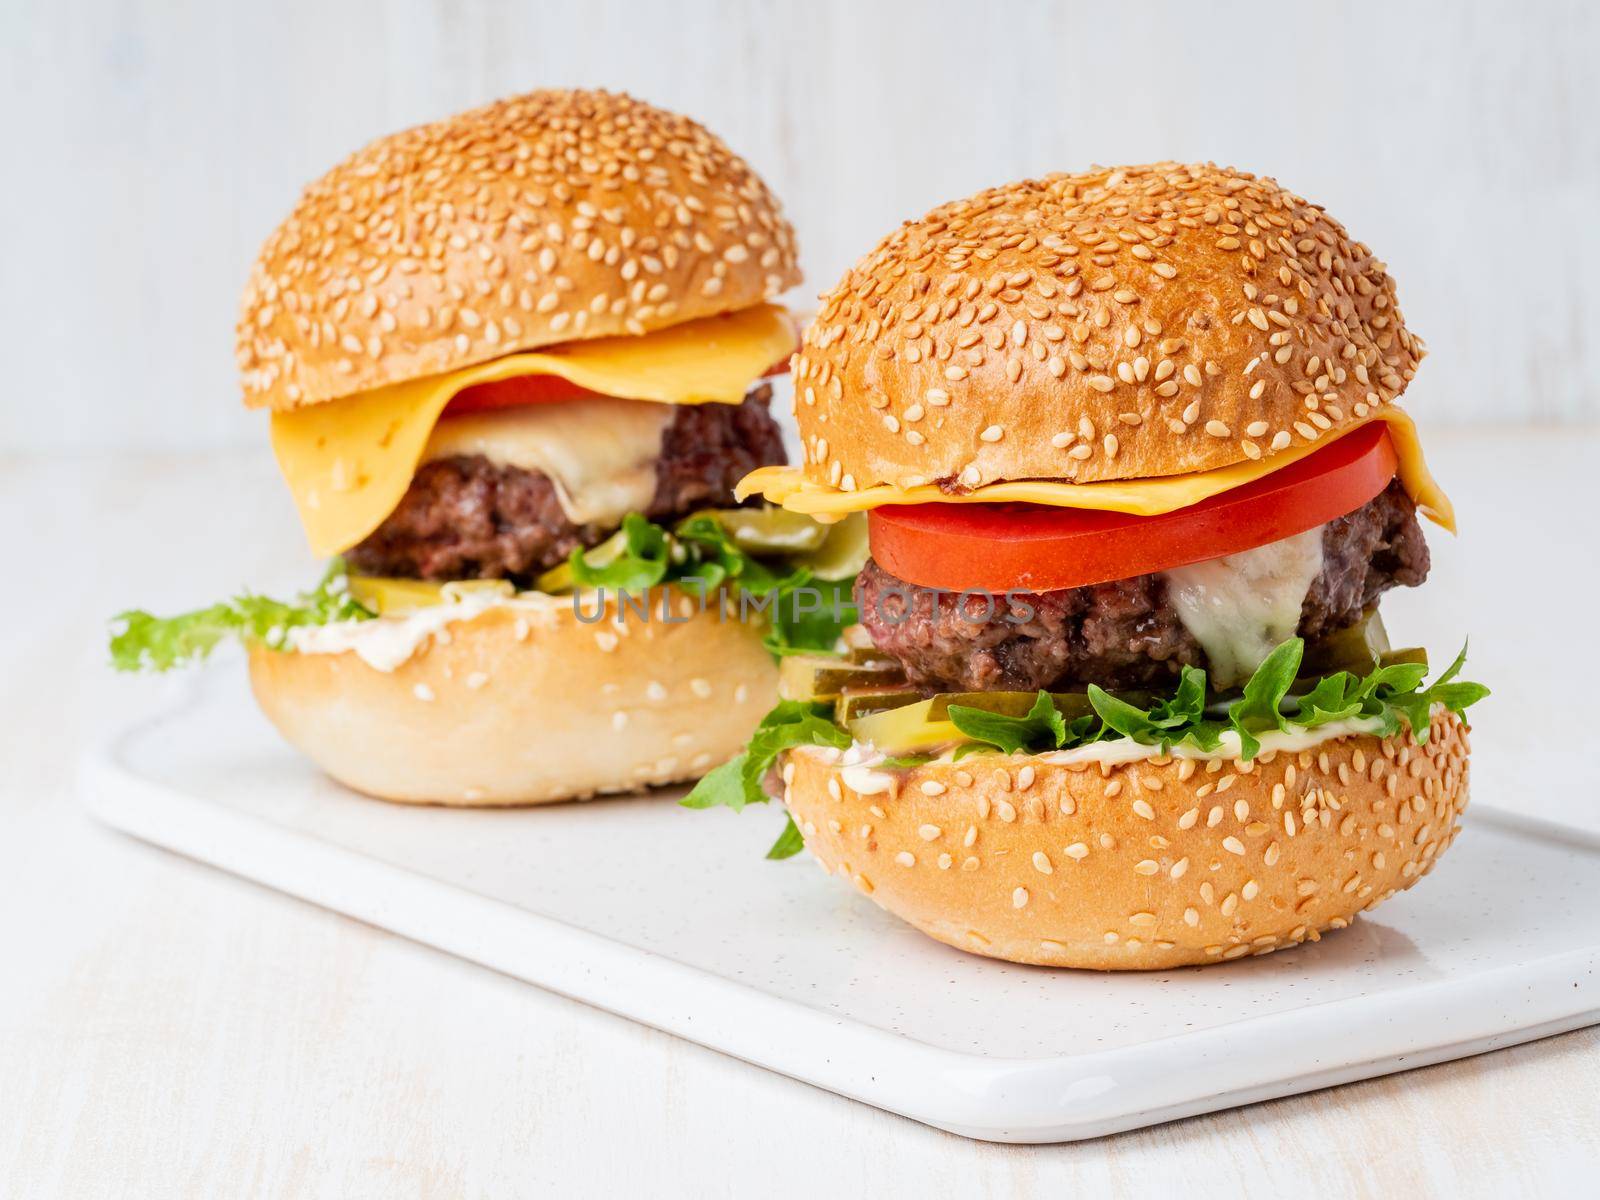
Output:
[[247, 589, 777, 805], [793, 163, 1421, 494], [780, 711, 1469, 970], [238, 89, 801, 412]]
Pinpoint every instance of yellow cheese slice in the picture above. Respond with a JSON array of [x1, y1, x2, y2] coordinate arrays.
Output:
[[271, 304, 796, 557], [737, 408, 1456, 533]]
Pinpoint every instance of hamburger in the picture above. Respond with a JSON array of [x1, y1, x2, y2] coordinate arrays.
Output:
[[687, 163, 1488, 969], [111, 89, 863, 805]]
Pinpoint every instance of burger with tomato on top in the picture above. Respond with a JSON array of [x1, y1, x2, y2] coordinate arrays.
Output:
[[689, 163, 1488, 969], [110, 90, 863, 805]]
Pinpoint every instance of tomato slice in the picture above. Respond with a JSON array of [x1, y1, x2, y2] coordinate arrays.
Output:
[[868, 423, 1400, 592], [442, 357, 793, 417], [444, 373, 604, 415]]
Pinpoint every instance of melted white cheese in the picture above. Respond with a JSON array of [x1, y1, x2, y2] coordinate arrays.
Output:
[[422, 396, 674, 526], [1161, 527, 1325, 688]]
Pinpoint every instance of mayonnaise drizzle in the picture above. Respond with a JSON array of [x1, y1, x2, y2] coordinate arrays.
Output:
[[288, 591, 566, 671], [813, 714, 1393, 774]]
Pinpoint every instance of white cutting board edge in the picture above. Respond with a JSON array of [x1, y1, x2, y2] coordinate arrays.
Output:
[[80, 702, 1600, 1144]]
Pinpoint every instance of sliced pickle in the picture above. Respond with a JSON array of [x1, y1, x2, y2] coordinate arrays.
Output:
[[778, 654, 905, 702], [1379, 646, 1429, 670], [348, 576, 446, 614], [1302, 609, 1391, 675], [699, 507, 831, 554], [787, 512, 868, 581], [533, 529, 631, 594], [835, 686, 924, 723], [347, 576, 515, 614], [843, 644, 899, 667], [439, 579, 516, 603], [839, 623, 876, 653], [848, 700, 962, 754], [923, 691, 1081, 722]]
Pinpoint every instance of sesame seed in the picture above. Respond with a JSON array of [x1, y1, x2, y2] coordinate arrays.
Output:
[[1012, 887, 1029, 908], [895, 851, 916, 867]]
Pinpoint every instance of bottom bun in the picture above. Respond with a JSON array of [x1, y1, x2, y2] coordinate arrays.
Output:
[[782, 711, 1470, 970], [249, 587, 777, 805]]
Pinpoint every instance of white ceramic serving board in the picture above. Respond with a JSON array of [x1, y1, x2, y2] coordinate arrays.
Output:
[[83, 667, 1600, 1143]]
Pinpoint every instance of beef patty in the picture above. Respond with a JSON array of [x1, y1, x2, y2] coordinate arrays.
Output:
[[854, 481, 1429, 692], [345, 383, 785, 583]]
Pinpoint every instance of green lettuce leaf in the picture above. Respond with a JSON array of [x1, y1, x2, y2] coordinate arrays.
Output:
[[110, 560, 373, 672], [689, 638, 1488, 860], [566, 513, 671, 590], [761, 576, 858, 658], [1227, 638, 1304, 758], [680, 700, 849, 813], [764, 817, 806, 860], [563, 510, 858, 658], [948, 691, 1067, 754]]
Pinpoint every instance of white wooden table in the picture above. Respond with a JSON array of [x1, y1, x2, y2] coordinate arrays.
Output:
[[4, 430, 1597, 1197]]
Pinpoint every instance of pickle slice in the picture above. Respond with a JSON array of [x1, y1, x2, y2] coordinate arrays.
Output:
[[347, 575, 444, 614], [843, 645, 899, 668], [847, 688, 1165, 753], [1379, 646, 1428, 670], [835, 686, 924, 723], [787, 512, 868, 581], [778, 654, 905, 702], [848, 700, 962, 754], [699, 507, 831, 554], [839, 623, 876, 653], [347, 576, 516, 614], [1302, 609, 1391, 675], [533, 529, 631, 594]]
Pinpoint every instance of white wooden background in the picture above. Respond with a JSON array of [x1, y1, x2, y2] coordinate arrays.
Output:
[[3, 0, 1598, 453]]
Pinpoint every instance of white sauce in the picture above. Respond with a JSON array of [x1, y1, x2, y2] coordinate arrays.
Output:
[[1161, 526, 1325, 688], [422, 396, 674, 526], [840, 764, 899, 796], [816, 714, 1393, 775], [1032, 717, 1388, 766], [288, 591, 565, 671]]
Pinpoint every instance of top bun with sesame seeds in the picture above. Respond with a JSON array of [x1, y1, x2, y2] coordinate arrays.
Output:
[[237, 88, 801, 412], [792, 163, 1421, 492]]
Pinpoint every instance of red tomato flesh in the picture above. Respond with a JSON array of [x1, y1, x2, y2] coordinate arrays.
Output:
[[867, 423, 1400, 592], [442, 357, 792, 417], [444, 373, 603, 415]]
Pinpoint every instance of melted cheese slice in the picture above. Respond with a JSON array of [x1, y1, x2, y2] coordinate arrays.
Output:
[[420, 396, 675, 526], [271, 304, 796, 556], [737, 408, 1456, 533]]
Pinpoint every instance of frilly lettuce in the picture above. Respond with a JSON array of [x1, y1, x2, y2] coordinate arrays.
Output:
[[110, 561, 373, 672]]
